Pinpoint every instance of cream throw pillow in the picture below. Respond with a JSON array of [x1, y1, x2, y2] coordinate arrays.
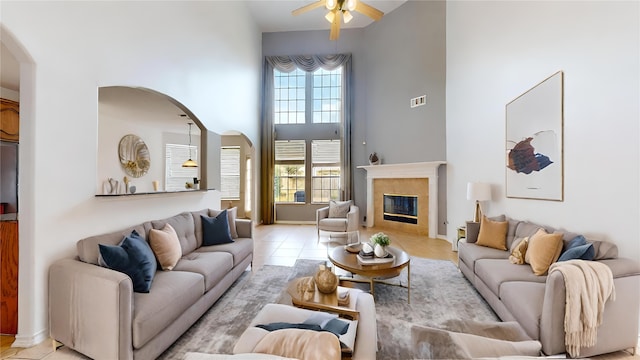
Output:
[[509, 237, 529, 265], [328, 200, 351, 218], [525, 228, 564, 275], [149, 223, 182, 271], [253, 329, 341, 360], [476, 216, 509, 250]]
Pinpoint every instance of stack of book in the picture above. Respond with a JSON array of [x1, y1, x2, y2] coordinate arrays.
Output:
[[356, 250, 394, 264]]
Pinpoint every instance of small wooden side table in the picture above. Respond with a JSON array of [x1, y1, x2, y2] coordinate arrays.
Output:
[[456, 226, 466, 251]]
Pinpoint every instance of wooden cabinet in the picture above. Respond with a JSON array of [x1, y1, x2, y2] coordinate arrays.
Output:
[[0, 99, 19, 142], [1, 221, 18, 334]]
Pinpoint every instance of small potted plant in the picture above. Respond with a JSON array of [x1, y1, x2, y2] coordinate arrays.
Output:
[[370, 232, 391, 257]]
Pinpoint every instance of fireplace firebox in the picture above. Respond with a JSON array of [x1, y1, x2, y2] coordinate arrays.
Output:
[[383, 194, 418, 224]]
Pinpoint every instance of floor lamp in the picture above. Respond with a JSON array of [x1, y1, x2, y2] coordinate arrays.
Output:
[[467, 182, 491, 222]]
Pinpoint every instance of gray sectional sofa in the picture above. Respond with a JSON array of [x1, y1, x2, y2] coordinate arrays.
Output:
[[458, 215, 640, 357], [49, 208, 253, 360]]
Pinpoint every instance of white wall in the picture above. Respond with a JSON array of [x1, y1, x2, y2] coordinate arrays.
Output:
[[1, 1, 261, 346], [0, 86, 19, 101], [446, 1, 640, 261]]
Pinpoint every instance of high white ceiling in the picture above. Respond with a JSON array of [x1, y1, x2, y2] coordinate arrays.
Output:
[[0, 1, 407, 92]]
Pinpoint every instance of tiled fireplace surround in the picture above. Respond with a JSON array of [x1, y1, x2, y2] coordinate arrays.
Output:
[[359, 162, 445, 238]]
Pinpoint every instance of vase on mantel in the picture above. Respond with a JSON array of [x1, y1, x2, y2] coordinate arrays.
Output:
[[369, 152, 380, 165]]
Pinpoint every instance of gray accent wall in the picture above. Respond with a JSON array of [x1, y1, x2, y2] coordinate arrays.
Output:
[[263, 1, 448, 235]]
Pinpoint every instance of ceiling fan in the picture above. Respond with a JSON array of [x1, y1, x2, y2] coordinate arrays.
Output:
[[292, 0, 384, 40]]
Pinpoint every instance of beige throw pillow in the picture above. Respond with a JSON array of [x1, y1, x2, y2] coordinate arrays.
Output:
[[149, 223, 182, 271], [509, 237, 529, 265], [253, 329, 341, 360], [328, 200, 351, 218], [476, 216, 509, 250], [525, 228, 564, 275]]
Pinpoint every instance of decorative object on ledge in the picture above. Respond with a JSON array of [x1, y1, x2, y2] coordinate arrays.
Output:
[[118, 134, 150, 178], [102, 177, 120, 195], [313, 264, 338, 294], [467, 182, 491, 222], [368, 152, 380, 165], [182, 122, 198, 168]]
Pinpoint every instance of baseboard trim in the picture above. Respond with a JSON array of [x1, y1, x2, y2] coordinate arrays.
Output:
[[12, 329, 48, 348]]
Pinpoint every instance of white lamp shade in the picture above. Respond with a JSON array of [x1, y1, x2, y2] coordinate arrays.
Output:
[[467, 182, 491, 202]]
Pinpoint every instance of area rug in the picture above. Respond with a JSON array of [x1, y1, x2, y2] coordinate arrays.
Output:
[[157, 257, 499, 360]]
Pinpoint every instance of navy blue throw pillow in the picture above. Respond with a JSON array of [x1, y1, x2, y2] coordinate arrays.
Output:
[[99, 230, 157, 293], [557, 235, 595, 262], [201, 210, 234, 246]]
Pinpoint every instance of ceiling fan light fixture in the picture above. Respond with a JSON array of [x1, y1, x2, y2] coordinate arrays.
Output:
[[342, 10, 353, 23], [346, 0, 357, 11], [325, 10, 335, 23], [325, 0, 337, 10]]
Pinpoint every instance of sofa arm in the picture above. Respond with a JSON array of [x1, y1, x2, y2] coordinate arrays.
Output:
[[353, 292, 376, 360], [316, 206, 329, 226], [236, 218, 253, 239], [346, 205, 360, 233], [50, 258, 134, 360], [540, 260, 640, 356]]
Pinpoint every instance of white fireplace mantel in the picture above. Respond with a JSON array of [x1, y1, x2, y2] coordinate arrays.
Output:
[[357, 161, 446, 238]]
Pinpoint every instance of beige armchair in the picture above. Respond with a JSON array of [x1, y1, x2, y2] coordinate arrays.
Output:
[[316, 201, 360, 244]]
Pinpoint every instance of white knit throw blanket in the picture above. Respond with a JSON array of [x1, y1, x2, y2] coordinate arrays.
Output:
[[548, 260, 616, 357]]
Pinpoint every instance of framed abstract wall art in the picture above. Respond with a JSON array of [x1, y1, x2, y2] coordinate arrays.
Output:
[[506, 71, 564, 201]]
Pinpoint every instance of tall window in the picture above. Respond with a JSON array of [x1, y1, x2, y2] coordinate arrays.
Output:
[[311, 139, 341, 202], [273, 66, 343, 204], [220, 146, 240, 199], [274, 140, 305, 202]]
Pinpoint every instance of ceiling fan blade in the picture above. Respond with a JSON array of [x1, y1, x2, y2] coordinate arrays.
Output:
[[329, 10, 340, 40], [355, 1, 384, 21], [292, 0, 326, 16]]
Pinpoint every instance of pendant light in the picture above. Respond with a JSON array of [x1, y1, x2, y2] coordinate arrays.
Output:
[[182, 122, 198, 168]]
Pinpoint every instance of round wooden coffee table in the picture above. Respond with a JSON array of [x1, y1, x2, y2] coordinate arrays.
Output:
[[328, 245, 411, 303]]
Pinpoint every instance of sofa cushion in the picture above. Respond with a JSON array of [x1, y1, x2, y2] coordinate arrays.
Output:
[[515, 222, 546, 241], [173, 251, 233, 291], [98, 230, 157, 293], [509, 237, 529, 265], [557, 235, 594, 262], [253, 329, 341, 360], [499, 281, 546, 340], [457, 242, 509, 275], [526, 229, 564, 275], [202, 211, 234, 246], [132, 270, 204, 349], [592, 240, 619, 260], [475, 259, 546, 297], [328, 200, 351, 218], [318, 218, 348, 232], [77, 223, 151, 265], [477, 216, 508, 250], [149, 223, 182, 270], [197, 237, 254, 267], [151, 212, 198, 256]]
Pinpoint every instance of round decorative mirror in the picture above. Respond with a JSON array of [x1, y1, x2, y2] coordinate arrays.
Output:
[[118, 134, 150, 178]]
